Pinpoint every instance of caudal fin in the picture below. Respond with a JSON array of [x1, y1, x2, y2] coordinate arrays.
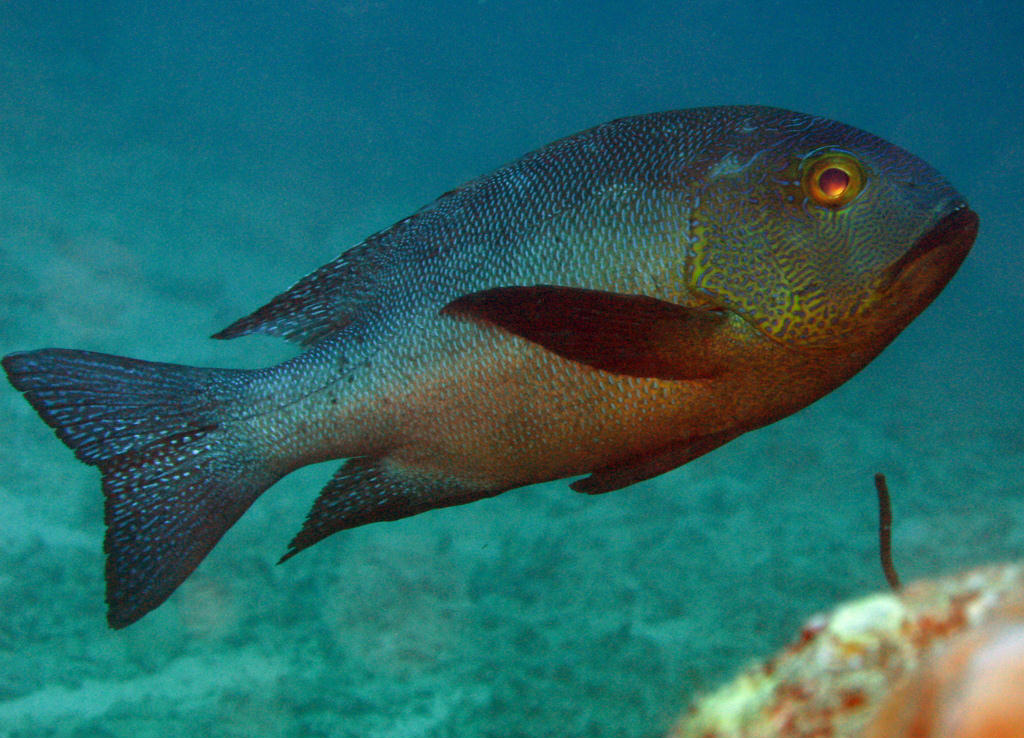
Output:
[[2, 349, 279, 628]]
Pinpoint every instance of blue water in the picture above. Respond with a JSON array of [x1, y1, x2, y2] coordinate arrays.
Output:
[[0, 2, 1021, 736]]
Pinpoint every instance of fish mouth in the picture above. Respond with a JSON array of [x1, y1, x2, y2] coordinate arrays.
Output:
[[886, 203, 979, 285]]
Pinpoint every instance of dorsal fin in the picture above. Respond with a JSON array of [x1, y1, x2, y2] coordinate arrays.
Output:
[[212, 175, 487, 347], [212, 229, 395, 346]]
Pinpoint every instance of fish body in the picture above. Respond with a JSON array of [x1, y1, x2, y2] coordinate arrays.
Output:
[[2, 106, 977, 627]]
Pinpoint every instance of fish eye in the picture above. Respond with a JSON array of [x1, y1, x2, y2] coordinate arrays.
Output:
[[802, 152, 865, 209]]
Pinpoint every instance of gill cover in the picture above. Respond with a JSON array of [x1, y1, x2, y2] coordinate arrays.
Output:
[[685, 121, 955, 349]]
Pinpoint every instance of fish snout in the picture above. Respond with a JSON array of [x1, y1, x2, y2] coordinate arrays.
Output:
[[884, 203, 978, 292]]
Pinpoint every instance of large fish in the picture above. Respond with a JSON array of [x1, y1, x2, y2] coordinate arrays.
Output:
[[3, 106, 977, 628]]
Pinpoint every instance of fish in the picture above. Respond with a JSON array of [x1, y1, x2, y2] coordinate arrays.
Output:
[[2, 106, 977, 628]]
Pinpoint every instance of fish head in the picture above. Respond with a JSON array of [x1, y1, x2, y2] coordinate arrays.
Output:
[[686, 108, 977, 352]]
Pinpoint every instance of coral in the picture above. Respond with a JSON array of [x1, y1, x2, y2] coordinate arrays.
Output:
[[865, 616, 1024, 738], [670, 562, 1024, 738]]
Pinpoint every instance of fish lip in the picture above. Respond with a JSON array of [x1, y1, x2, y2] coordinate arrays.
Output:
[[887, 203, 979, 282]]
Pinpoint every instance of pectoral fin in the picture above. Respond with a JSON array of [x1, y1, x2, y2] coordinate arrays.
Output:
[[442, 285, 727, 380]]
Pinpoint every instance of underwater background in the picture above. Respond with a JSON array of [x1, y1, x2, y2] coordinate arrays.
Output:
[[0, 1, 1021, 736]]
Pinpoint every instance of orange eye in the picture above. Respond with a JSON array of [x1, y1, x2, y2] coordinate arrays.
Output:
[[803, 152, 865, 208]]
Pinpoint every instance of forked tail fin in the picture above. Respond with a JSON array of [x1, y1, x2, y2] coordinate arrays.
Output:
[[2, 349, 280, 628]]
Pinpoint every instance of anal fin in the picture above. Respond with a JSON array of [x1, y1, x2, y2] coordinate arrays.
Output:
[[280, 457, 498, 562]]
